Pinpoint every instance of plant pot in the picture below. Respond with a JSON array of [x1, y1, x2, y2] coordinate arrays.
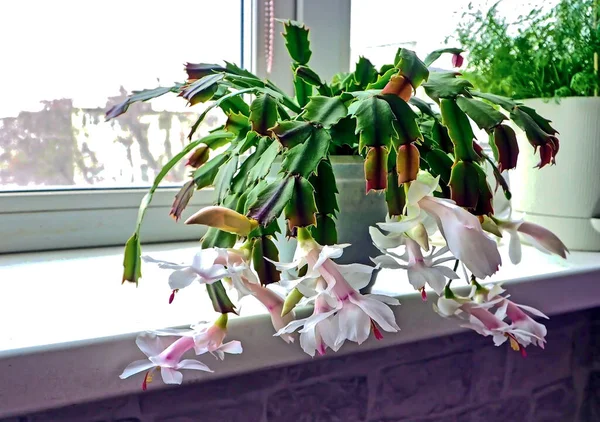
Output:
[[510, 97, 600, 251], [270, 156, 387, 291]]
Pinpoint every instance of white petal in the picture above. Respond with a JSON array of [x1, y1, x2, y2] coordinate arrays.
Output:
[[423, 267, 447, 295], [366, 294, 400, 305], [119, 359, 155, 379], [178, 359, 213, 372], [377, 218, 420, 234], [508, 230, 522, 265], [371, 254, 404, 269], [351, 295, 400, 332], [314, 244, 350, 269], [299, 329, 317, 357], [407, 267, 427, 290], [142, 255, 188, 270], [300, 309, 337, 333], [409, 174, 440, 203], [218, 340, 243, 355], [317, 318, 339, 351], [160, 367, 184, 384], [264, 256, 301, 271], [168, 268, 198, 290], [436, 297, 461, 317], [277, 318, 309, 335], [337, 263, 375, 291], [336, 303, 371, 344], [369, 226, 404, 250], [191, 249, 219, 272], [434, 265, 460, 281], [136, 333, 165, 358], [516, 303, 549, 319]]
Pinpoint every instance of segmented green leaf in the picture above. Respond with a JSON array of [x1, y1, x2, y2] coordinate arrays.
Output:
[[282, 128, 331, 178], [352, 96, 396, 151], [456, 96, 506, 131], [301, 96, 347, 129]]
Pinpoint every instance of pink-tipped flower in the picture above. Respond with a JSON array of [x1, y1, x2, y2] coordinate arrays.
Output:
[[497, 299, 548, 348], [269, 229, 399, 354], [120, 315, 242, 390], [378, 172, 501, 279], [435, 296, 541, 355], [143, 248, 245, 291], [242, 278, 296, 344], [119, 333, 211, 390], [496, 219, 568, 265], [277, 285, 341, 356], [451, 53, 464, 68], [371, 231, 459, 296]]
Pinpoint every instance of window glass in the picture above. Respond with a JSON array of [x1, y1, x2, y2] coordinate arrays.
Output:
[[0, 0, 242, 190], [350, 0, 558, 70]]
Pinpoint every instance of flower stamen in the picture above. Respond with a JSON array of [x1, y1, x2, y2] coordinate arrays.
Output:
[[169, 289, 179, 304], [371, 319, 384, 340]]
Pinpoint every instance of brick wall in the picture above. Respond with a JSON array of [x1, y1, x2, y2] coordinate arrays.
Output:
[[7, 308, 600, 422]]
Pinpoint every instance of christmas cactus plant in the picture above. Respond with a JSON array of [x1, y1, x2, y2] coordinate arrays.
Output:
[[109, 21, 567, 390]]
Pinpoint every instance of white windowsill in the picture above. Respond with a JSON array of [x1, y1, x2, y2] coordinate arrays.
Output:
[[1, 242, 599, 418]]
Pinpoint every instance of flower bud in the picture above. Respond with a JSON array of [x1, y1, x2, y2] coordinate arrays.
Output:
[[381, 74, 412, 102], [364, 146, 388, 192], [186, 144, 210, 168], [535, 143, 555, 169], [451, 53, 464, 68], [396, 144, 420, 184], [492, 125, 519, 172], [185, 206, 258, 236], [449, 161, 480, 209], [170, 180, 195, 221]]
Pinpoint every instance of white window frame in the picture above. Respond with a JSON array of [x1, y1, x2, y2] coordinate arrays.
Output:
[[0, 0, 351, 254]]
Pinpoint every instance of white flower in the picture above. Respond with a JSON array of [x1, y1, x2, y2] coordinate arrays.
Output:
[[372, 229, 459, 297], [120, 315, 242, 389], [269, 229, 399, 355], [277, 288, 341, 356], [143, 248, 245, 290], [119, 333, 211, 390], [378, 172, 501, 279], [496, 219, 568, 265], [434, 286, 547, 355]]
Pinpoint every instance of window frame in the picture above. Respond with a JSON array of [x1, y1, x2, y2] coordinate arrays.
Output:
[[0, 0, 352, 254]]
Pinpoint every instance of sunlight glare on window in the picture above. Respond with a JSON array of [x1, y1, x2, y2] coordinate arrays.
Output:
[[0, 0, 242, 190]]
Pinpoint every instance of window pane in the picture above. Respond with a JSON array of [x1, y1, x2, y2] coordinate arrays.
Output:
[[0, 0, 242, 190], [350, 0, 556, 70]]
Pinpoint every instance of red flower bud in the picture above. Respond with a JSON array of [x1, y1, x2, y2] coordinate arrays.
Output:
[[381, 74, 412, 102], [185, 144, 210, 168], [396, 144, 420, 184], [535, 144, 555, 169], [452, 53, 464, 68], [364, 146, 388, 192], [493, 124, 519, 172]]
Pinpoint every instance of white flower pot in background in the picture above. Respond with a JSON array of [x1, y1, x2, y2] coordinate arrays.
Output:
[[271, 156, 387, 265], [510, 97, 600, 251]]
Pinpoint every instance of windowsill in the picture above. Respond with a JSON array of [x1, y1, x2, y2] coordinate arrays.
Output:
[[1, 242, 599, 418]]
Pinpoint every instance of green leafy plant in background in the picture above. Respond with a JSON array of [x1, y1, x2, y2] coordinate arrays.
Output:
[[453, 0, 600, 98]]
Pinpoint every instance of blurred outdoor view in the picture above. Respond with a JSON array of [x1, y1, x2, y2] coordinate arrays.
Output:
[[1, 0, 561, 191], [0, 0, 241, 190]]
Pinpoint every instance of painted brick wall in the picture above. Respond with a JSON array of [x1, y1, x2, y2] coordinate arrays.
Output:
[[7, 308, 600, 422]]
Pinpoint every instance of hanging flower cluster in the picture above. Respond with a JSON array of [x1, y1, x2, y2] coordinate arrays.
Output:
[[109, 21, 568, 390]]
